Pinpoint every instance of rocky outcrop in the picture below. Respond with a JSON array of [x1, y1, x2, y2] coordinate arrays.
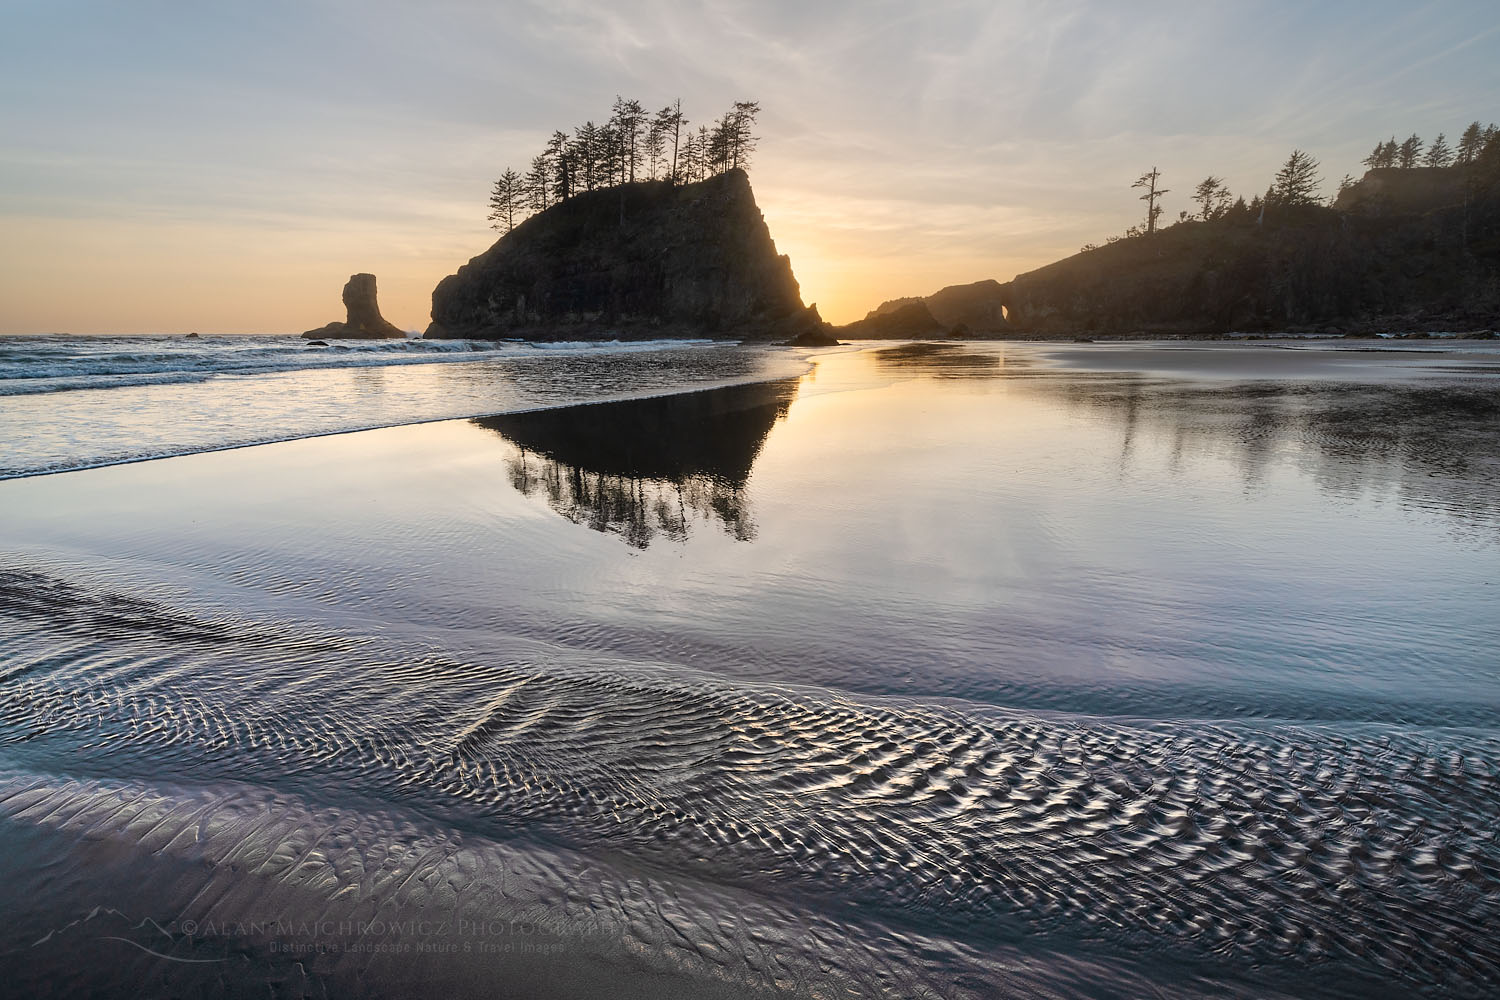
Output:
[[839, 280, 1010, 339], [303, 273, 405, 340], [875, 280, 1011, 332], [778, 305, 842, 346], [998, 160, 1500, 336], [838, 300, 947, 339], [426, 169, 828, 341], [1332, 167, 1471, 216]]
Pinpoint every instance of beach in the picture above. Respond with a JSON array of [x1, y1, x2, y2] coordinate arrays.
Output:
[[2, 338, 1498, 998]]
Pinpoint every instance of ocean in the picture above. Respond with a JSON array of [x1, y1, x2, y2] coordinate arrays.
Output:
[[1, 335, 1497, 998]]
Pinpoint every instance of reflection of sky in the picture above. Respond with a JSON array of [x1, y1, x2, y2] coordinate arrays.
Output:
[[1, 344, 1496, 725], [3, 2, 1498, 332]]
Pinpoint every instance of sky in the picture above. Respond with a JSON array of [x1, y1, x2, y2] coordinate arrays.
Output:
[[2, 0, 1498, 333]]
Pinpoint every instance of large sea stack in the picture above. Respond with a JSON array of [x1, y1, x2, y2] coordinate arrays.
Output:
[[303, 273, 405, 339], [426, 169, 827, 341]]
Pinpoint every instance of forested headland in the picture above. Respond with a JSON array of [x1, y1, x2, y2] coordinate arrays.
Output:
[[997, 118, 1500, 337]]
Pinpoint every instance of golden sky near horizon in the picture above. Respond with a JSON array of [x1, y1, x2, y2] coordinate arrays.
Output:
[[2, 1, 1497, 333]]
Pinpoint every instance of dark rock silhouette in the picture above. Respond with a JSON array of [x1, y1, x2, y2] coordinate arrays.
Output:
[[997, 163, 1500, 336], [859, 280, 1011, 336], [303, 273, 405, 340], [1333, 166, 1470, 215], [185, 332, 200, 339], [781, 305, 842, 346], [426, 169, 829, 342], [838, 300, 947, 339]]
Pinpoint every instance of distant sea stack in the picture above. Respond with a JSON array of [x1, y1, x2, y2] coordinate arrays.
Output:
[[997, 160, 1500, 336], [838, 280, 1012, 338], [840, 300, 946, 339], [426, 169, 828, 341], [303, 273, 406, 340]]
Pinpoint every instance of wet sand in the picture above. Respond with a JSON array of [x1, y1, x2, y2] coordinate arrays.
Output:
[[1, 341, 1497, 998]]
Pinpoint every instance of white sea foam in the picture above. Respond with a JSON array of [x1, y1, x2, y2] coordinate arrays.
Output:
[[0, 337, 802, 479], [0, 335, 719, 395]]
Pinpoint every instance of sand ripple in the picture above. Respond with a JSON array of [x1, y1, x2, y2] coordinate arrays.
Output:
[[2, 568, 1497, 997]]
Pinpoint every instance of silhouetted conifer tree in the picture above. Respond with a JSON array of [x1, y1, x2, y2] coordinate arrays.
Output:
[[525, 155, 551, 212], [1425, 133, 1453, 168], [726, 101, 760, 170], [1456, 122, 1484, 165], [546, 131, 573, 202], [656, 100, 686, 183], [1132, 167, 1168, 234], [1269, 150, 1322, 207], [574, 121, 603, 191], [693, 124, 711, 180], [609, 97, 647, 183], [1191, 176, 1231, 221], [708, 115, 732, 174], [1397, 134, 1423, 169], [488, 169, 525, 233], [644, 115, 667, 180]]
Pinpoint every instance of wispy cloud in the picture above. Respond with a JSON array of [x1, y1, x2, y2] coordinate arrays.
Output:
[[2, 0, 1497, 330]]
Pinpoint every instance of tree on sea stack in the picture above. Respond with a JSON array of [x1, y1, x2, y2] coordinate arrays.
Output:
[[526, 155, 552, 212], [488, 169, 524, 233], [655, 99, 686, 183], [723, 101, 761, 171], [547, 131, 573, 200], [1426, 133, 1453, 168], [1133, 167, 1169, 234], [1398, 134, 1423, 169], [482, 97, 764, 229], [609, 96, 647, 183], [1192, 176, 1231, 222], [1269, 150, 1322, 208], [1456, 122, 1484, 165]]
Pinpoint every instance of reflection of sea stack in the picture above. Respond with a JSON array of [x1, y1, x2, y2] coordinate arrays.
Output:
[[303, 273, 405, 339], [474, 378, 800, 546]]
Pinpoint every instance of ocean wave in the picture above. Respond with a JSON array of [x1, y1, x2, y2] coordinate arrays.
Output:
[[0, 335, 720, 395]]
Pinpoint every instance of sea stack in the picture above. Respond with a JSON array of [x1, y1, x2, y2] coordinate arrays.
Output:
[[425, 168, 829, 342], [303, 273, 406, 339], [844, 280, 1012, 339]]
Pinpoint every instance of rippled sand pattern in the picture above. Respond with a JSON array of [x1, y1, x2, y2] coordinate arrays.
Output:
[[3, 569, 1497, 997]]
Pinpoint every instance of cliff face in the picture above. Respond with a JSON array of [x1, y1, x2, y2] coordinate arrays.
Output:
[[426, 169, 825, 340], [999, 162, 1500, 336]]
